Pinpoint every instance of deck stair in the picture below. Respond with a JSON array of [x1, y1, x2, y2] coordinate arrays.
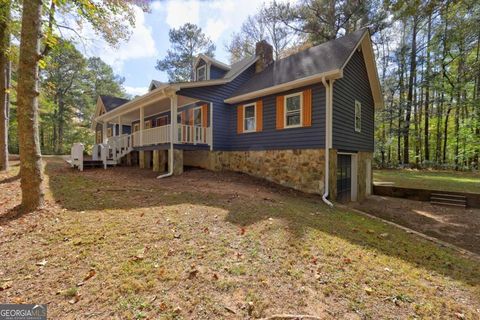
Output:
[[430, 192, 467, 208]]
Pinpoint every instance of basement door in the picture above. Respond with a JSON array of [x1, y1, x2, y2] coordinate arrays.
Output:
[[337, 154, 352, 202]]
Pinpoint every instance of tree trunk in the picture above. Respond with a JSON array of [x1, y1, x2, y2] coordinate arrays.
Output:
[[16, 0, 44, 212], [424, 13, 432, 162], [0, 0, 10, 171], [403, 16, 417, 165], [57, 96, 65, 154], [454, 42, 464, 170], [443, 95, 454, 164]]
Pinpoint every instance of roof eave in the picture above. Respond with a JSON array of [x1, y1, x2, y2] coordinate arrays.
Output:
[[224, 69, 342, 104]]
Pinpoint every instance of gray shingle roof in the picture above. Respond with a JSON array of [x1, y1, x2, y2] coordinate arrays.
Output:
[[229, 29, 367, 99], [100, 95, 130, 111], [223, 55, 257, 79], [150, 80, 165, 90]]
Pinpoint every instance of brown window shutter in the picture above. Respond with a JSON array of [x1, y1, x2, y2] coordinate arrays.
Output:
[[303, 88, 312, 127], [256, 99, 263, 132], [202, 104, 208, 127], [237, 105, 243, 134], [276, 96, 284, 129], [189, 109, 194, 125], [180, 111, 185, 124]]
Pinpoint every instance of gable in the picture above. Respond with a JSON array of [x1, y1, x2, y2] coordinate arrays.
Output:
[[341, 33, 383, 109]]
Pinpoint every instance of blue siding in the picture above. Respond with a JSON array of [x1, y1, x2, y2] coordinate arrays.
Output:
[[230, 84, 326, 150], [178, 64, 256, 150], [332, 50, 374, 152], [210, 65, 227, 79], [179, 66, 328, 151]]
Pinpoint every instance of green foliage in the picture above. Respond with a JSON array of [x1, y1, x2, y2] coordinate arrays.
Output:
[[155, 23, 215, 82], [32, 39, 126, 155]]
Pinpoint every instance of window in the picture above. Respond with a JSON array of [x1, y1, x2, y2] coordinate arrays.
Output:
[[243, 103, 256, 132], [96, 130, 102, 143], [355, 100, 361, 132], [145, 120, 152, 129], [133, 123, 140, 132], [196, 65, 206, 81], [284, 92, 302, 128], [107, 127, 112, 137], [156, 116, 168, 127]]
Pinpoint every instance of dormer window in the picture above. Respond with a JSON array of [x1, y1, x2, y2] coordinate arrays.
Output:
[[196, 65, 206, 81]]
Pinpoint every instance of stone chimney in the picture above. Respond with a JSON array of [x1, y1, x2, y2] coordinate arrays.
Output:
[[255, 40, 273, 73]]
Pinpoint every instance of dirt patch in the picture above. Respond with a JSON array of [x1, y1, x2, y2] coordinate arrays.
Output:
[[1, 158, 479, 319], [352, 195, 480, 254]]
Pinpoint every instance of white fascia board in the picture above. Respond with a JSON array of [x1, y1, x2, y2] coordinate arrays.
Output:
[[340, 30, 384, 109], [95, 87, 175, 122], [95, 57, 258, 122], [224, 69, 342, 104]]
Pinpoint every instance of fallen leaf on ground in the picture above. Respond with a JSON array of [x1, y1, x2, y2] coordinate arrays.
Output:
[[0, 281, 12, 291], [83, 269, 96, 281], [364, 286, 373, 295], [36, 259, 47, 267], [69, 295, 80, 304]]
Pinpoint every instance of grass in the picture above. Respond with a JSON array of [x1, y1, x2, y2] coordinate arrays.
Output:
[[0, 158, 479, 319], [374, 168, 480, 193]]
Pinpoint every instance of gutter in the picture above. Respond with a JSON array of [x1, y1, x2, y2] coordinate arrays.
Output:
[[157, 95, 177, 179], [321, 77, 334, 207], [224, 69, 342, 104]]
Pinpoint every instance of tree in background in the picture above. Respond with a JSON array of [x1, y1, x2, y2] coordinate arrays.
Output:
[[156, 23, 215, 82], [276, 0, 388, 44], [0, 0, 12, 171], [37, 49, 126, 155], [226, 3, 297, 63]]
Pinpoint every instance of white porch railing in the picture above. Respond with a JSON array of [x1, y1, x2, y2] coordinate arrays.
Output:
[[142, 125, 171, 146], [131, 124, 211, 147], [177, 125, 210, 144]]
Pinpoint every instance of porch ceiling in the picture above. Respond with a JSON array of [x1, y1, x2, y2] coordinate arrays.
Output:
[[103, 95, 199, 124]]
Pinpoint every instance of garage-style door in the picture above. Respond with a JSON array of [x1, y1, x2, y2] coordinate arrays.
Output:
[[337, 154, 351, 202]]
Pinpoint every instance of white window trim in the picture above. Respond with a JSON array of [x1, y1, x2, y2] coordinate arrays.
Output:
[[156, 115, 168, 127], [193, 106, 203, 127], [144, 119, 152, 129], [355, 100, 361, 132], [196, 65, 207, 81], [243, 102, 256, 133], [284, 92, 303, 128]]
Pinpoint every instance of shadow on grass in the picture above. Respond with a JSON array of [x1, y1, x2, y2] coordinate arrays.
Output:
[[44, 158, 480, 288], [0, 174, 19, 185], [0, 205, 25, 226]]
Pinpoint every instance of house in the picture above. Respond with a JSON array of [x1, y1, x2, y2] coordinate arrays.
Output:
[[89, 28, 382, 203]]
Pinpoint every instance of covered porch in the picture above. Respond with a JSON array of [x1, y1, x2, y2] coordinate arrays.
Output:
[[96, 92, 212, 149]]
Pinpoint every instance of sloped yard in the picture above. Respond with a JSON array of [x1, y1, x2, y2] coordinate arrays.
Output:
[[0, 158, 479, 319], [374, 169, 480, 194]]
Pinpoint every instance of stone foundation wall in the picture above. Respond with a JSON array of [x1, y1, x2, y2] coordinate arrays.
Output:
[[356, 151, 373, 201], [184, 149, 327, 195]]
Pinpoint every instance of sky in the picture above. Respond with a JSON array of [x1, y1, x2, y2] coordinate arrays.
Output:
[[76, 0, 282, 97]]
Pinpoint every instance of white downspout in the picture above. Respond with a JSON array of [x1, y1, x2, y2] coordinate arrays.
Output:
[[321, 77, 333, 207], [157, 93, 177, 179]]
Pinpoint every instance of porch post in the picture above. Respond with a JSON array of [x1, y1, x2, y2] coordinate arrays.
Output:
[[140, 106, 145, 146], [118, 115, 122, 135], [102, 121, 107, 143]]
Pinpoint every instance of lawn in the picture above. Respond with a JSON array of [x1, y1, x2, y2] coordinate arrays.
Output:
[[374, 169, 480, 194], [1, 158, 479, 319]]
